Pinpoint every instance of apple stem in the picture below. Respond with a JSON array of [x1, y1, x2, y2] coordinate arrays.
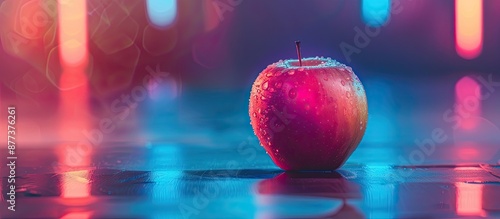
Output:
[[295, 41, 302, 67]]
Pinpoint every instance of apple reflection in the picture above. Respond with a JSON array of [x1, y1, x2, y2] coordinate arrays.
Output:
[[255, 172, 364, 219]]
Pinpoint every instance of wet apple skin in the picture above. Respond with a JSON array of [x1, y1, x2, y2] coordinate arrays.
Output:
[[249, 58, 368, 171]]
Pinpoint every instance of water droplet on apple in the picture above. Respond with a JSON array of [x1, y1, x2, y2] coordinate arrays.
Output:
[[261, 96, 266, 100], [346, 92, 351, 98], [323, 76, 328, 81], [263, 81, 269, 90], [298, 68, 305, 71], [305, 104, 310, 110], [288, 89, 297, 99], [288, 70, 295, 75], [275, 82, 282, 88], [258, 109, 261, 114], [257, 88, 261, 93], [252, 112, 257, 117], [341, 80, 345, 86]]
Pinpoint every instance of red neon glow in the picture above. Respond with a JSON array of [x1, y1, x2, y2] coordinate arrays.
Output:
[[60, 212, 92, 219], [57, 0, 92, 201], [58, 70, 90, 141], [456, 144, 480, 160], [58, 83, 91, 198], [455, 76, 481, 130], [455, 0, 483, 59], [455, 182, 484, 216], [57, 0, 91, 143], [58, 0, 88, 66]]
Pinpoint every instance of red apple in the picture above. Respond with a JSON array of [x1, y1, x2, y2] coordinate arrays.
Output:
[[249, 57, 367, 171]]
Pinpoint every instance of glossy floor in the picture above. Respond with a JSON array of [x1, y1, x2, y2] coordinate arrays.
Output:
[[2, 80, 500, 218], [1, 141, 499, 218]]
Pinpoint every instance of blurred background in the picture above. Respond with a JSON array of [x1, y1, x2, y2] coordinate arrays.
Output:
[[1, 0, 499, 157], [1, 0, 500, 218]]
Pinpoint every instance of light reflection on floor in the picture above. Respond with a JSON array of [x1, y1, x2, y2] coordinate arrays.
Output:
[[2, 77, 500, 218], [455, 182, 484, 217], [1, 143, 499, 218]]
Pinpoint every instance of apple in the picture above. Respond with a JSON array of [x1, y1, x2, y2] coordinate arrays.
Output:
[[249, 45, 367, 171]]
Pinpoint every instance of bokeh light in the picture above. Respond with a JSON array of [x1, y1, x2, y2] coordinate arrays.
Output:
[[362, 0, 391, 27], [58, 0, 88, 67], [455, 0, 483, 59], [455, 76, 481, 130], [146, 0, 177, 28]]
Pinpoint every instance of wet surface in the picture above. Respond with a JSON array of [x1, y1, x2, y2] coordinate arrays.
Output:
[[1, 143, 500, 219], [1, 82, 500, 218]]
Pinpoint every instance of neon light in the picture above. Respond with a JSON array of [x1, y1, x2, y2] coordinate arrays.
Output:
[[58, 0, 90, 143], [455, 0, 483, 59], [455, 76, 481, 129], [146, 0, 177, 28], [362, 0, 391, 27], [58, 0, 88, 66], [57, 1, 91, 203]]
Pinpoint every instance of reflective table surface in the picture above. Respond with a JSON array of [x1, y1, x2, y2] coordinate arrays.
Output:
[[1, 144, 500, 219], [1, 81, 500, 219]]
